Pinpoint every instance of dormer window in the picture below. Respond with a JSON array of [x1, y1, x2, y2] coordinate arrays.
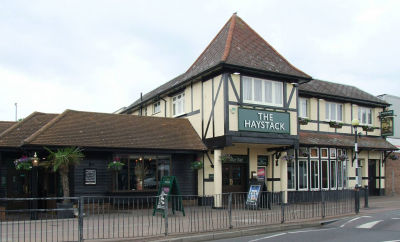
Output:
[[243, 76, 283, 107]]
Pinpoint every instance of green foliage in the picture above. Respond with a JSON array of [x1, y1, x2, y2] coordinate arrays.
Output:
[[44, 147, 85, 172]]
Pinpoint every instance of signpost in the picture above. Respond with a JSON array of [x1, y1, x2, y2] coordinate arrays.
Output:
[[153, 176, 185, 217], [246, 180, 270, 209], [84, 168, 96, 185]]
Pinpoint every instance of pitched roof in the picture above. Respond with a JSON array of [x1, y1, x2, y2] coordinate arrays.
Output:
[[0, 121, 17, 135], [299, 79, 389, 106], [300, 132, 397, 150], [0, 112, 58, 148], [125, 14, 310, 112], [24, 110, 206, 151]]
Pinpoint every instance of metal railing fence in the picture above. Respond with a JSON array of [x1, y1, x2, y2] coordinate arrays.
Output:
[[0, 189, 361, 242]]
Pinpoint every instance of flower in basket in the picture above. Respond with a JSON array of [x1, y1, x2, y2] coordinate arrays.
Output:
[[298, 117, 311, 125], [281, 155, 294, 162], [108, 157, 125, 171], [361, 125, 375, 132], [219, 154, 232, 163], [14, 156, 32, 170], [338, 154, 348, 161], [329, 121, 344, 128], [190, 158, 204, 171], [389, 154, 399, 160], [299, 149, 310, 157]]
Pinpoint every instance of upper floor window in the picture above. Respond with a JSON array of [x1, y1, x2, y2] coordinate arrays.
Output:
[[243, 76, 283, 107], [172, 93, 185, 117], [325, 102, 343, 121], [358, 107, 372, 125], [299, 98, 308, 118], [154, 101, 161, 114]]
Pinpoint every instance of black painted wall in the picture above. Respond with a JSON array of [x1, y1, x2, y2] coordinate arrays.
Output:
[[171, 153, 198, 196]]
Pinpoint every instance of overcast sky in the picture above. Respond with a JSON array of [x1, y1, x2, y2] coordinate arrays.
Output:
[[1, 0, 399, 121]]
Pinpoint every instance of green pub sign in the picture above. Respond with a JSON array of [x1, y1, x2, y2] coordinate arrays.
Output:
[[238, 108, 290, 134]]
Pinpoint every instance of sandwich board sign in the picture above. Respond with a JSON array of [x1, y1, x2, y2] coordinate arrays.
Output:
[[152, 176, 185, 217]]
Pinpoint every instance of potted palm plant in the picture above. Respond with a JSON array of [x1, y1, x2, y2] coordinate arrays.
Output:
[[44, 147, 85, 218], [134, 160, 148, 190]]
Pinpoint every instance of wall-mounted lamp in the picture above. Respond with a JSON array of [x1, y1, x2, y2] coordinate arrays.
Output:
[[251, 171, 257, 180], [318, 98, 324, 101], [31, 152, 39, 167], [291, 83, 298, 86], [233, 72, 240, 75], [231, 107, 236, 114]]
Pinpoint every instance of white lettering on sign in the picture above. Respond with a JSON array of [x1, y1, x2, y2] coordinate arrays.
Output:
[[244, 113, 285, 131]]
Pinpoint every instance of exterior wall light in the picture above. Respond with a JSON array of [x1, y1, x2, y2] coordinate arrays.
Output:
[[231, 107, 236, 114], [31, 152, 39, 167]]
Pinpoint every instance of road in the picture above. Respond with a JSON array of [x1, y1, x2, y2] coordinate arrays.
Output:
[[215, 210, 400, 242]]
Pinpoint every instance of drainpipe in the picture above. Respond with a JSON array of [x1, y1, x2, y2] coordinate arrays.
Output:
[[160, 97, 167, 117]]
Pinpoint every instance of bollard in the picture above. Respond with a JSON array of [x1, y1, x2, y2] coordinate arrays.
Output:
[[364, 186, 369, 208], [355, 187, 360, 214]]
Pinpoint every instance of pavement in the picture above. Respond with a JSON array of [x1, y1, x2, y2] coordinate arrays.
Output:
[[91, 195, 400, 242]]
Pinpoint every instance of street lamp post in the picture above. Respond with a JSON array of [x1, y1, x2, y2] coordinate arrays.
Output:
[[351, 119, 360, 188]]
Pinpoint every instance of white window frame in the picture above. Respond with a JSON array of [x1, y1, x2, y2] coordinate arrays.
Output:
[[298, 160, 308, 190], [325, 102, 343, 122], [154, 101, 161, 114], [330, 148, 337, 159], [321, 160, 330, 190], [321, 148, 328, 158], [287, 161, 296, 190], [358, 107, 373, 125], [172, 93, 185, 117], [330, 160, 337, 190], [310, 160, 319, 190], [242, 76, 283, 107], [299, 98, 309, 118]]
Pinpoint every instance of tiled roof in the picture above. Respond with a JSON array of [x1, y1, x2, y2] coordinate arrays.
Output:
[[0, 112, 58, 147], [299, 79, 389, 105], [125, 14, 310, 112], [0, 121, 17, 135], [300, 132, 397, 150], [24, 110, 206, 151]]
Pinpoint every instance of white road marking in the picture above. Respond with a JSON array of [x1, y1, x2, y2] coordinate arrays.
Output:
[[381, 240, 400, 242], [361, 216, 372, 218], [357, 220, 383, 229], [288, 228, 336, 234], [391, 218, 400, 219], [340, 217, 361, 227], [248, 233, 286, 241]]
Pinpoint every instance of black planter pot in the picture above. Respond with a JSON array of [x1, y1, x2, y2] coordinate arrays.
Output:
[[57, 202, 74, 219]]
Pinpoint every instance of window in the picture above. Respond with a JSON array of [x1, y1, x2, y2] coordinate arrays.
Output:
[[310, 160, 319, 189], [144, 107, 147, 116], [310, 148, 319, 158], [298, 160, 308, 190], [243, 76, 283, 107], [358, 107, 372, 125], [330, 148, 336, 158], [172, 93, 185, 116], [299, 98, 308, 118], [154, 102, 161, 114], [321, 160, 329, 189], [330, 160, 337, 189], [321, 148, 328, 158], [112, 155, 170, 191], [287, 161, 296, 190], [325, 102, 343, 121]]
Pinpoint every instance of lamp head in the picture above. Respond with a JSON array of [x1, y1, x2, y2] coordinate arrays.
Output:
[[351, 119, 360, 127]]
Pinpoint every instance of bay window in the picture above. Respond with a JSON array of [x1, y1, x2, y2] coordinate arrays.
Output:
[[325, 102, 343, 121], [243, 76, 283, 107], [172, 93, 185, 116]]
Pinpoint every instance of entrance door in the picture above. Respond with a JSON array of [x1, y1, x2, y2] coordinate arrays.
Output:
[[39, 171, 57, 209], [7, 170, 30, 209], [368, 160, 378, 196], [222, 164, 246, 193]]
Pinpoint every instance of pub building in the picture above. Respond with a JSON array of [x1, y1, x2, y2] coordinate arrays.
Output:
[[0, 14, 397, 209]]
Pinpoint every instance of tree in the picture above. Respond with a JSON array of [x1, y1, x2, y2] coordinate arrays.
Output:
[[44, 147, 85, 203]]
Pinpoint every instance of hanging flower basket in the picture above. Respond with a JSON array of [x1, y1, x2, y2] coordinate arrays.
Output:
[[219, 154, 232, 163], [190, 158, 203, 171], [362, 125, 375, 132], [299, 149, 310, 157], [298, 117, 311, 125], [14, 156, 32, 170], [281, 155, 294, 162], [329, 121, 344, 129], [338, 154, 348, 161], [389, 154, 399, 161], [108, 157, 125, 171]]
